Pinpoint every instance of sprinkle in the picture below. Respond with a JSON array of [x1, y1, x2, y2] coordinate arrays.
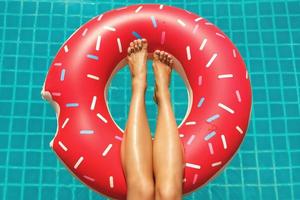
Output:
[[194, 17, 202, 22], [221, 134, 227, 149], [80, 130, 95, 134], [104, 26, 116, 32], [192, 24, 199, 34], [216, 33, 225, 38], [161, 31, 166, 44], [135, 6, 143, 13], [246, 71, 249, 79], [132, 31, 142, 39], [58, 141, 68, 151], [193, 174, 198, 184], [205, 22, 213, 25], [102, 144, 113, 156], [109, 176, 114, 188], [211, 161, 222, 167], [87, 74, 100, 80], [117, 37, 122, 53], [197, 97, 205, 108], [233, 49, 237, 58], [236, 126, 243, 134], [66, 103, 79, 107], [206, 53, 218, 68], [90, 96, 97, 110], [54, 62, 62, 66], [182, 178, 187, 183], [204, 131, 216, 141], [187, 135, 196, 145], [177, 19, 186, 27], [206, 114, 220, 123], [185, 121, 196, 125], [60, 69, 66, 81], [97, 113, 107, 123], [218, 74, 233, 79], [87, 54, 99, 60], [116, 6, 127, 11], [151, 16, 157, 28], [62, 118, 69, 128], [199, 38, 207, 51], [186, 46, 191, 60], [218, 103, 234, 114], [208, 143, 214, 155], [185, 163, 201, 169], [115, 135, 123, 141], [74, 156, 84, 169], [64, 45, 68, 53], [96, 35, 101, 51], [159, 4, 164, 9], [179, 134, 184, 138], [51, 92, 61, 96], [198, 76, 203, 86], [97, 14, 103, 21], [235, 90, 241, 102], [82, 28, 88, 36], [83, 175, 95, 182]]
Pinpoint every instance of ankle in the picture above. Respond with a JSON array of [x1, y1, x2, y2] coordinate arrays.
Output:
[[132, 77, 147, 93], [155, 87, 171, 104]]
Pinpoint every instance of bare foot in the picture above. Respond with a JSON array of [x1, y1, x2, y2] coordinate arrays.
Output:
[[127, 38, 148, 89], [152, 50, 174, 104]]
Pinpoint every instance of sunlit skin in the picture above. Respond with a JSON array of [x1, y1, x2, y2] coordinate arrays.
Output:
[[120, 38, 184, 200]]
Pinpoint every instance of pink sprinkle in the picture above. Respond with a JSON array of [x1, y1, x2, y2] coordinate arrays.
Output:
[[161, 31, 166, 45], [192, 24, 199, 34], [115, 135, 123, 141], [51, 92, 61, 96], [198, 75, 202, 86], [192, 174, 198, 184]]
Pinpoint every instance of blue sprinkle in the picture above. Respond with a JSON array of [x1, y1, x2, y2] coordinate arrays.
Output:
[[204, 131, 216, 141], [80, 130, 94, 134], [132, 31, 142, 39], [87, 54, 99, 60], [206, 114, 220, 123], [66, 103, 79, 107], [151, 16, 157, 28], [197, 97, 205, 108], [60, 69, 65, 81]]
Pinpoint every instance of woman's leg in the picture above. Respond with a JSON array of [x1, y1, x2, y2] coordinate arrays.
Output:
[[152, 50, 184, 200], [120, 39, 154, 200]]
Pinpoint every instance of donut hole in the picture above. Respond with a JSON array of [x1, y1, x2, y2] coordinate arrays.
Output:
[[106, 56, 189, 137]]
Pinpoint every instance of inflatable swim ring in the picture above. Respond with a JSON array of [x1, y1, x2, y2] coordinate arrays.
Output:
[[41, 4, 252, 199]]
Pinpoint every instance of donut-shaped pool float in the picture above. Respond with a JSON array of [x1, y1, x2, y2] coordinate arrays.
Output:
[[41, 4, 252, 199]]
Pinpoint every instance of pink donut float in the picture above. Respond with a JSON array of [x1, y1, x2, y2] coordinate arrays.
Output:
[[41, 4, 252, 199]]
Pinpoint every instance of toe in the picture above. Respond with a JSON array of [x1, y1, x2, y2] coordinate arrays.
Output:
[[153, 50, 160, 59], [127, 47, 132, 55], [141, 38, 148, 49], [137, 39, 142, 50], [159, 51, 164, 60]]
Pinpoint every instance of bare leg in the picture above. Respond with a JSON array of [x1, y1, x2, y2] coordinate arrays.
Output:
[[120, 39, 154, 200], [152, 50, 184, 200]]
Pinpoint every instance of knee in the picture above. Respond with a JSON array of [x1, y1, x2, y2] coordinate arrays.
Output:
[[155, 182, 182, 200], [127, 178, 154, 199]]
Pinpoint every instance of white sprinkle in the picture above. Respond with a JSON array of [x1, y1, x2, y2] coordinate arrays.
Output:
[[179, 134, 184, 138], [208, 143, 214, 155], [236, 126, 244, 134], [54, 62, 62, 66], [117, 37, 122, 53], [221, 134, 227, 149], [205, 22, 213, 25], [74, 156, 84, 169], [58, 141, 68, 151], [199, 38, 207, 51], [218, 74, 233, 79], [62, 118, 69, 129], [102, 144, 113, 156], [185, 163, 201, 169], [177, 19, 186, 27], [198, 75, 202, 85], [109, 176, 114, 188], [233, 49, 237, 58], [64, 45, 68, 53], [187, 135, 195, 145], [235, 90, 241, 102], [212, 161, 222, 167], [193, 174, 198, 184], [185, 121, 196, 125], [87, 74, 100, 80], [246, 71, 249, 79], [90, 96, 97, 110], [186, 46, 191, 60], [97, 113, 107, 123], [97, 14, 103, 21], [83, 175, 95, 182], [159, 4, 164, 9], [206, 53, 218, 68], [82, 28, 88, 36], [96, 35, 101, 51], [192, 24, 199, 34], [218, 103, 235, 114], [216, 33, 225, 39], [194, 17, 202, 22], [135, 5, 143, 13], [104, 26, 116, 32]]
